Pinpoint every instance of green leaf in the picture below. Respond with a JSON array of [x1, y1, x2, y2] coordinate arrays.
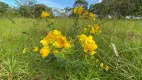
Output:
[[54, 52, 65, 59]]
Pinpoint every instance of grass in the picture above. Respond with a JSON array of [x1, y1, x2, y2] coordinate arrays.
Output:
[[0, 17, 142, 80]]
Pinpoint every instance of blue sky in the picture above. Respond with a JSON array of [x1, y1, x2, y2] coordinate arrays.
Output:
[[0, 0, 102, 9]]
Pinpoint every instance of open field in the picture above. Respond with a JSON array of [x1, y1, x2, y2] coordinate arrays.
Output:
[[0, 18, 142, 80]]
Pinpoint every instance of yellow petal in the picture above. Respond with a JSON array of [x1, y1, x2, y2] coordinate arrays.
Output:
[[105, 66, 110, 71], [64, 43, 71, 48], [40, 39, 48, 46], [89, 51, 96, 56], [100, 63, 104, 68], [41, 11, 50, 18], [40, 46, 50, 58]]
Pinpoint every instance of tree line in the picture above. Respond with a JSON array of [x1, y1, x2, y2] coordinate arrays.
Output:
[[89, 0, 142, 18], [0, 0, 142, 18], [0, 1, 52, 18]]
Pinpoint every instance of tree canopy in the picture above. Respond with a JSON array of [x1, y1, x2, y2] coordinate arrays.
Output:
[[0, 2, 9, 14], [89, 0, 142, 18]]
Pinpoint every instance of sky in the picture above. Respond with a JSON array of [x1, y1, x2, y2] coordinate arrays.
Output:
[[0, 0, 102, 9]]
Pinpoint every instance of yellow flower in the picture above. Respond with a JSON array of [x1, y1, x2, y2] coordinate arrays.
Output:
[[41, 11, 50, 18], [89, 51, 96, 56], [52, 30, 62, 36], [83, 27, 87, 33], [105, 66, 110, 71], [88, 24, 101, 34], [88, 24, 91, 28], [44, 30, 62, 42], [40, 30, 71, 58], [40, 46, 50, 58], [79, 34, 98, 54], [100, 63, 104, 68], [64, 42, 71, 48], [89, 12, 95, 21], [84, 43, 98, 52], [89, 13, 94, 17], [73, 6, 83, 15], [82, 11, 88, 18], [94, 24, 100, 32], [55, 36, 71, 48], [73, 7, 77, 14], [93, 18, 96, 21], [53, 50, 58, 54], [22, 48, 27, 54], [86, 35, 94, 43], [40, 39, 48, 46], [33, 47, 38, 52], [90, 27, 95, 34], [79, 34, 87, 44]]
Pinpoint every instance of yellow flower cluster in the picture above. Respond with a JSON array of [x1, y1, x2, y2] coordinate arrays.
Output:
[[73, 6, 95, 21], [90, 24, 101, 34], [89, 12, 96, 21], [40, 30, 71, 58], [78, 34, 98, 55], [41, 11, 50, 18], [73, 6, 83, 15], [82, 11, 88, 18], [95, 59, 110, 71], [100, 62, 110, 71], [82, 11, 96, 21], [83, 24, 101, 35]]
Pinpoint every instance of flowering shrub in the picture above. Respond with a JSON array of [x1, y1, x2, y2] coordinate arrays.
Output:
[[40, 30, 71, 58], [30, 6, 110, 72]]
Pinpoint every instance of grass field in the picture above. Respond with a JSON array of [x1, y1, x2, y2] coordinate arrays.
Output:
[[0, 17, 142, 80]]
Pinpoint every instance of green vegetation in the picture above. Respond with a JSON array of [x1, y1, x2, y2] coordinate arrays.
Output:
[[0, 18, 142, 79], [89, 0, 142, 18], [0, 0, 142, 79]]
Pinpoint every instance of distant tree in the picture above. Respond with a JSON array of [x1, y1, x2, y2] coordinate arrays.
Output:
[[31, 4, 53, 18], [17, 0, 36, 17], [17, 0, 37, 6], [89, 0, 142, 18], [18, 5, 31, 17], [52, 8, 66, 17], [64, 7, 72, 16], [0, 2, 9, 14], [6, 7, 20, 17], [18, 4, 53, 18], [89, 3, 108, 18]]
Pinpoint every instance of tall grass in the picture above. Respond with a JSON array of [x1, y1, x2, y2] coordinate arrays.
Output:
[[0, 18, 142, 79]]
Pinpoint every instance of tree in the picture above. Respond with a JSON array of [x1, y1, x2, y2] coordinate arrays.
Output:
[[52, 8, 66, 17], [64, 7, 72, 16], [18, 4, 53, 18], [89, 3, 108, 18], [17, 0, 37, 6], [31, 4, 52, 18], [0, 2, 9, 14], [89, 0, 142, 18]]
